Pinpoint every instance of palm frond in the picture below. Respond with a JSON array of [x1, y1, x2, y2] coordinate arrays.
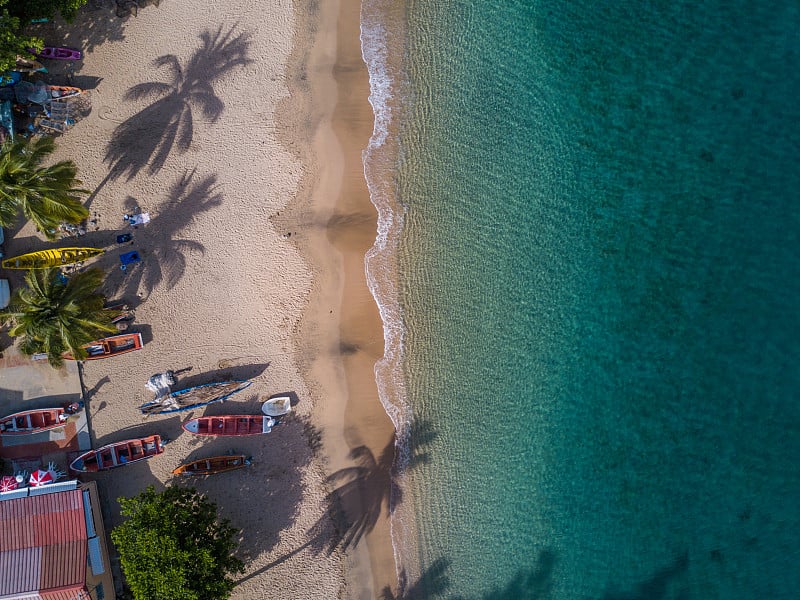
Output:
[[4, 267, 111, 369], [0, 138, 88, 235]]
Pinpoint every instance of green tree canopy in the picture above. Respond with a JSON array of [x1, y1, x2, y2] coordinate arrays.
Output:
[[0, 137, 89, 239], [112, 486, 245, 600], [1, 267, 116, 366], [7, 0, 88, 24], [0, 0, 42, 75]]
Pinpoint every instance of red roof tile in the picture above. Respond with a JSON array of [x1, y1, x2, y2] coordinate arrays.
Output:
[[0, 490, 87, 598]]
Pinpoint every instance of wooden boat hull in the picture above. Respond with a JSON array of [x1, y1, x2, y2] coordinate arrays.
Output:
[[2, 247, 104, 270], [139, 380, 252, 415], [182, 415, 275, 436], [64, 332, 143, 360], [0, 407, 67, 435], [172, 455, 251, 476], [69, 435, 163, 473]]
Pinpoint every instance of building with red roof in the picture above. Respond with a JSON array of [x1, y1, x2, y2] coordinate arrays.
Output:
[[0, 481, 114, 600]]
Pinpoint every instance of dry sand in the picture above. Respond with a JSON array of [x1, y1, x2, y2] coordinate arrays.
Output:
[[6, 0, 398, 598]]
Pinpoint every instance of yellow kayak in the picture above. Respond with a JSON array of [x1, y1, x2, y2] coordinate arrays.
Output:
[[1, 247, 105, 270]]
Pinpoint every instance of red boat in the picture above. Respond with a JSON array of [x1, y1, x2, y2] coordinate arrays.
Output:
[[0, 407, 68, 435], [69, 435, 164, 473], [182, 415, 276, 436], [64, 332, 143, 360], [29, 46, 82, 61]]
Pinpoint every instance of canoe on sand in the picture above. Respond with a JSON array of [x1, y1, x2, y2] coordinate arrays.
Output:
[[63, 332, 143, 360], [0, 407, 68, 435], [172, 455, 252, 476], [139, 380, 251, 415], [29, 47, 82, 61], [69, 435, 164, 473], [182, 415, 276, 436], [1, 247, 104, 270]]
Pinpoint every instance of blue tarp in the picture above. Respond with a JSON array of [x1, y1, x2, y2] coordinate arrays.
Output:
[[120, 250, 141, 270]]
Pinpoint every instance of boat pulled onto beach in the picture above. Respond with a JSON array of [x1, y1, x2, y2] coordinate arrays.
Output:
[[182, 415, 276, 436], [1, 247, 104, 270], [139, 380, 252, 415], [63, 332, 143, 360], [28, 46, 83, 61], [172, 454, 252, 476], [0, 407, 70, 435], [69, 434, 164, 473], [261, 396, 292, 417]]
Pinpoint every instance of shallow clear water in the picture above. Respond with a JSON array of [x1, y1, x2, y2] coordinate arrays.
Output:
[[364, 1, 800, 598]]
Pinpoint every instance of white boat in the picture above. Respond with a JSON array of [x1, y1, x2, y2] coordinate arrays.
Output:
[[261, 396, 292, 417]]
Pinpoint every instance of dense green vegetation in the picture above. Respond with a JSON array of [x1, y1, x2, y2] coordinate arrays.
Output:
[[7, 0, 88, 24], [1, 267, 116, 366], [112, 486, 245, 600], [0, 137, 89, 239], [0, 1, 42, 75], [0, 0, 89, 76]]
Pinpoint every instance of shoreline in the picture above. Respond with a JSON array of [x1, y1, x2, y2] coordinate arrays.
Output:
[[279, 0, 400, 595]]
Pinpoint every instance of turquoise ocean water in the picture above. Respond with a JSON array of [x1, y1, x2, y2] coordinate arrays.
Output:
[[361, 1, 800, 598]]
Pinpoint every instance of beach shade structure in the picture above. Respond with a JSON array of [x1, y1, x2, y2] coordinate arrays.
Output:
[[29, 468, 54, 487], [0, 475, 18, 492], [120, 250, 141, 271]]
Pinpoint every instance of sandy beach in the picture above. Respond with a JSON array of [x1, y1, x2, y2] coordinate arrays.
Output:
[[5, 0, 397, 598], [278, 0, 399, 595]]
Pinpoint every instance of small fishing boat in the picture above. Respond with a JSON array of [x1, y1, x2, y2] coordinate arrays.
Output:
[[69, 434, 164, 473], [261, 396, 292, 417], [139, 380, 251, 415], [29, 47, 82, 61], [47, 85, 85, 99], [182, 415, 276, 436], [64, 332, 143, 360], [0, 407, 68, 435], [1, 247, 104, 270], [172, 454, 252, 476]]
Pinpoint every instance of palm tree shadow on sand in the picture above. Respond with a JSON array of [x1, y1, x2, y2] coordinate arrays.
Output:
[[308, 418, 438, 554], [101, 26, 252, 185], [234, 420, 437, 586], [106, 169, 222, 300]]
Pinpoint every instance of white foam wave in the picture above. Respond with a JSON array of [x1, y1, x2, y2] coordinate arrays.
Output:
[[360, 0, 417, 587]]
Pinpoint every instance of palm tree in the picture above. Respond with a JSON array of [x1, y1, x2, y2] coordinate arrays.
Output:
[[1, 267, 117, 367], [0, 137, 89, 239]]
